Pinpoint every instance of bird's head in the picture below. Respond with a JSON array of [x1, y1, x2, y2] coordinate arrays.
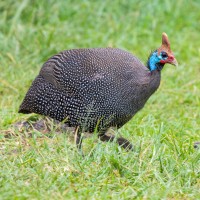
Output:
[[148, 32, 178, 71]]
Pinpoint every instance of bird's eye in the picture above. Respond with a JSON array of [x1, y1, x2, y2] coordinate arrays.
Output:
[[161, 51, 168, 59]]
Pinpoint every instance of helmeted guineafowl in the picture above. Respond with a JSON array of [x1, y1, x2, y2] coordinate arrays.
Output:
[[19, 33, 178, 150]]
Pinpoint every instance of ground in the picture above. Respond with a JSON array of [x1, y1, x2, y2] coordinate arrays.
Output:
[[0, 0, 200, 199]]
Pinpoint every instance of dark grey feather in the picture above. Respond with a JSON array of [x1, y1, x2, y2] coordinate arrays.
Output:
[[19, 48, 161, 132]]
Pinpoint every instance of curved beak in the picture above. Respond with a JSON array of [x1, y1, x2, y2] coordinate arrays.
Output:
[[167, 55, 178, 66], [170, 57, 178, 66]]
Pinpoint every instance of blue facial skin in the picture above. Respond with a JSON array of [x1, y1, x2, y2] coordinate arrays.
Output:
[[149, 51, 167, 71]]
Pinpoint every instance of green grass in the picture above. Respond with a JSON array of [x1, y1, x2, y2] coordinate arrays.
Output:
[[0, 0, 200, 199]]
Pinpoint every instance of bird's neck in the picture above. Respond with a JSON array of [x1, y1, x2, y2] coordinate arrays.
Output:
[[148, 51, 164, 72]]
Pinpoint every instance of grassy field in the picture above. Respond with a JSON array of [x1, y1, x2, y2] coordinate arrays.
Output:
[[0, 0, 200, 199]]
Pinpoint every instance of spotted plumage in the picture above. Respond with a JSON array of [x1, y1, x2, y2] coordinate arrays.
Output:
[[19, 33, 177, 150]]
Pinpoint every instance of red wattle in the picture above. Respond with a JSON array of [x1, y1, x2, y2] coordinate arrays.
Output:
[[160, 60, 166, 64]]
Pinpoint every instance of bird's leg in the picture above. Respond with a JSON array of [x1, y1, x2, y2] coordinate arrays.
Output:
[[116, 137, 133, 150], [98, 128, 133, 151]]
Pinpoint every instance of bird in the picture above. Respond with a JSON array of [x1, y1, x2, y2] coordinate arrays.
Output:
[[19, 33, 178, 150]]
